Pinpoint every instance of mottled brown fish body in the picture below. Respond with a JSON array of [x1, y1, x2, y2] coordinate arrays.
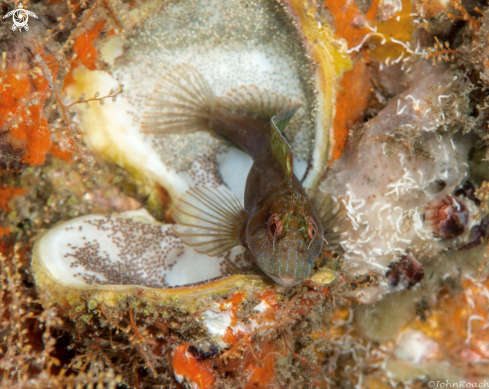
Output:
[[207, 97, 324, 284], [143, 65, 340, 287], [208, 105, 274, 160]]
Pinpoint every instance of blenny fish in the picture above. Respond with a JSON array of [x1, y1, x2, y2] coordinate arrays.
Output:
[[143, 65, 344, 286]]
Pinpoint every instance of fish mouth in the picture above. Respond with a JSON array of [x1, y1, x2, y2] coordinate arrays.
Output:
[[266, 273, 304, 287]]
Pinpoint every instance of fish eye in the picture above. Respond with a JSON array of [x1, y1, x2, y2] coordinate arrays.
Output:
[[268, 214, 283, 238], [308, 217, 318, 240]]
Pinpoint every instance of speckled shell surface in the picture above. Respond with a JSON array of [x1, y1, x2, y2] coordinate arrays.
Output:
[[66, 0, 348, 203]]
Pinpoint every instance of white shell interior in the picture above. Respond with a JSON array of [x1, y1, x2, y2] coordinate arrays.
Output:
[[42, 0, 325, 289], [36, 209, 251, 288]]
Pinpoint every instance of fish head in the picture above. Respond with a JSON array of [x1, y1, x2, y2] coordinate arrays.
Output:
[[246, 194, 323, 286]]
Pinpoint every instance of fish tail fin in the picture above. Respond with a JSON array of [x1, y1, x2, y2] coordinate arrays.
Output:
[[142, 64, 302, 165], [141, 64, 215, 135]]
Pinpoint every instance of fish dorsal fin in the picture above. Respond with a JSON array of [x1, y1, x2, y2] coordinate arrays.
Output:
[[307, 188, 349, 250], [172, 186, 248, 256], [219, 86, 301, 122], [271, 107, 299, 181]]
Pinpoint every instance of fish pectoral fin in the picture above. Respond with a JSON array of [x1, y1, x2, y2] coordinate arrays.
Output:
[[307, 189, 350, 247], [172, 186, 248, 256]]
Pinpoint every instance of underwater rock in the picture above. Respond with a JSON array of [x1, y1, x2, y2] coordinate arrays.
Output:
[[6, 0, 489, 387], [322, 61, 475, 279]]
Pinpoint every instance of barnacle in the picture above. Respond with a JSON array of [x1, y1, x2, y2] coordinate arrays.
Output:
[[425, 195, 469, 239], [386, 254, 425, 290]]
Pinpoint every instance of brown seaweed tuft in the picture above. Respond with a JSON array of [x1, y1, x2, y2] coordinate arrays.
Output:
[[0, 249, 122, 389]]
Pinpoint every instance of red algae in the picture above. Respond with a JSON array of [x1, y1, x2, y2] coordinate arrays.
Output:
[[172, 344, 216, 389]]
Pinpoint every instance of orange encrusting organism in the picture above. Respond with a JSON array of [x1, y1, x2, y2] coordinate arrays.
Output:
[[221, 292, 245, 344], [325, 0, 414, 61], [325, 0, 414, 160], [324, 0, 379, 49], [50, 142, 73, 163], [64, 21, 106, 88], [244, 340, 277, 389], [0, 74, 31, 129], [0, 227, 10, 256], [172, 344, 216, 389], [0, 187, 26, 212], [0, 49, 66, 167], [412, 277, 489, 370], [1, 21, 108, 168], [255, 290, 280, 324], [0, 227, 10, 238], [73, 21, 105, 70], [10, 105, 51, 166], [331, 53, 372, 160]]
